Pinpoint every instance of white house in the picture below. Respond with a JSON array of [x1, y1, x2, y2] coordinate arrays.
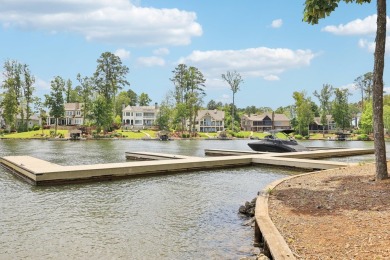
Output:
[[122, 103, 159, 129], [47, 102, 84, 126], [194, 109, 225, 132]]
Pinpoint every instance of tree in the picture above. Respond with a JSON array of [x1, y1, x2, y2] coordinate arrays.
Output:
[[76, 73, 93, 124], [314, 84, 334, 137], [90, 95, 113, 133], [115, 91, 131, 119], [221, 71, 243, 131], [44, 76, 65, 136], [1, 83, 18, 131], [156, 92, 174, 130], [303, 0, 388, 180], [138, 93, 152, 106], [21, 64, 36, 131], [170, 64, 206, 133], [65, 79, 72, 103], [360, 101, 373, 134], [127, 89, 138, 106], [293, 91, 314, 136], [94, 52, 130, 117], [354, 72, 374, 111], [332, 88, 351, 130], [207, 99, 218, 110]]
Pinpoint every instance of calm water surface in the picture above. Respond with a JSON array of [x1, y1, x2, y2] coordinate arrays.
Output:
[[0, 139, 378, 259]]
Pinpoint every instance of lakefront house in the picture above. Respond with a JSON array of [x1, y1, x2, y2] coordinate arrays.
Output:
[[240, 112, 291, 132], [122, 103, 159, 130], [194, 109, 225, 132], [47, 102, 84, 126]]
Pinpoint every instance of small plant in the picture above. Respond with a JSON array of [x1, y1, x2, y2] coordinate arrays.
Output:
[[294, 134, 303, 140], [357, 134, 369, 141], [266, 188, 273, 195]]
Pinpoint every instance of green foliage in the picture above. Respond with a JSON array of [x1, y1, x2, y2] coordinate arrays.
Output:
[[303, 0, 371, 25], [294, 134, 303, 140], [221, 70, 243, 131], [357, 134, 370, 141], [170, 64, 206, 133], [138, 92, 152, 106], [90, 94, 114, 133], [293, 91, 313, 136], [45, 76, 66, 136], [359, 101, 373, 134], [332, 88, 351, 130]]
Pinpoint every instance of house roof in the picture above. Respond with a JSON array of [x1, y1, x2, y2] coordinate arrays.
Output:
[[64, 103, 83, 110], [196, 110, 224, 121], [313, 115, 333, 125], [16, 114, 40, 120], [243, 113, 289, 121], [123, 105, 158, 112]]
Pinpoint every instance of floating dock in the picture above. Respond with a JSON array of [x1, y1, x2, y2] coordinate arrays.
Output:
[[0, 148, 375, 185]]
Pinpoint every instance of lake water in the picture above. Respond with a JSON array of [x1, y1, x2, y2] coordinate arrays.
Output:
[[0, 139, 378, 259]]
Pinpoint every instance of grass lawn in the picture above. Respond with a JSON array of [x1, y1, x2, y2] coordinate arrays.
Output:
[[1, 130, 68, 139], [117, 130, 156, 139]]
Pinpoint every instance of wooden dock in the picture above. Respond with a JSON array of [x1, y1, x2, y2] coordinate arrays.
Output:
[[0, 148, 375, 185]]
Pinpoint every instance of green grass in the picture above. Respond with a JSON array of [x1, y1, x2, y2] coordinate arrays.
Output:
[[1, 130, 68, 139], [117, 130, 152, 139], [251, 132, 268, 139]]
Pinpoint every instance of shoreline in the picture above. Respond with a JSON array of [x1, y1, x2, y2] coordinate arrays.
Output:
[[263, 162, 390, 259]]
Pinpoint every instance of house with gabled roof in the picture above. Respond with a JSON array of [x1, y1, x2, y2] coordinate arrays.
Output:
[[122, 103, 159, 129], [194, 109, 225, 132], [241, 112, 290, 132], [309, 115, 336, 131], [47, 102, 84, 126]]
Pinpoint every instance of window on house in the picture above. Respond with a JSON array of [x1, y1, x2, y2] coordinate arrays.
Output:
[[136, 112, 142, 117]]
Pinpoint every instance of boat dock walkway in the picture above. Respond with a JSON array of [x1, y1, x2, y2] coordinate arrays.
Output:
[[0, 148, 374, 185]]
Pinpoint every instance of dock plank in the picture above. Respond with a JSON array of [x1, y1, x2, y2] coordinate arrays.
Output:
[[0, 147, 374, 185]]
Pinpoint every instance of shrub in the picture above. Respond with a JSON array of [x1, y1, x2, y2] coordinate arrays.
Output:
[[294, 134, 303, 140], [33, 125, 40, 131], [357, 134, 370, 141]]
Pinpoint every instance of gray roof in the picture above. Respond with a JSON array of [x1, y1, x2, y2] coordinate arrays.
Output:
[[123, 105, 158, 112], [64, 103, 83, 110], [196, 110, 225, 121], [243, 113, 289, 121]]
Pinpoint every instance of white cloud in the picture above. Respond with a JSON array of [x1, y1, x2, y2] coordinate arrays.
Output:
[[264, 75, 280, 81], [322, 15, 378, 35], [339, 83, 356, 92], [271, 19, 282, 29], [153, 48, 170, 56], [358, 38, 376, 52], [114, 48, 131, 60], [137, 56, 165, 67], [178, 47, 316, 82], [35, 77, 51, 90], [358, 36, 390, 54], [0, 0, 202, 46]]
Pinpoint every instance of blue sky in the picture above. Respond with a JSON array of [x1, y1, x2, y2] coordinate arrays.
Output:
[[0, 0, 388, 109]]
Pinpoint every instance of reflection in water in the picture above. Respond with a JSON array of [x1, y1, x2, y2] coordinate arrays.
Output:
[[0, 139, 378, 259]]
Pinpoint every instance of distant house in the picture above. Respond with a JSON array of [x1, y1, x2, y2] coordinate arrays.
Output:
[[122, 103, 159, 129], [241, 113, 290, 132], [47, 102, 84, 126], [194, 109, 225, 132], [16, 114, 41, 129], [309, 115, 336, 131], [0, 108, 41, 130]]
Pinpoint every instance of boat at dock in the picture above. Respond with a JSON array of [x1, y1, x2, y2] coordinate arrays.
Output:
[[248, 129, 309, 153]]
